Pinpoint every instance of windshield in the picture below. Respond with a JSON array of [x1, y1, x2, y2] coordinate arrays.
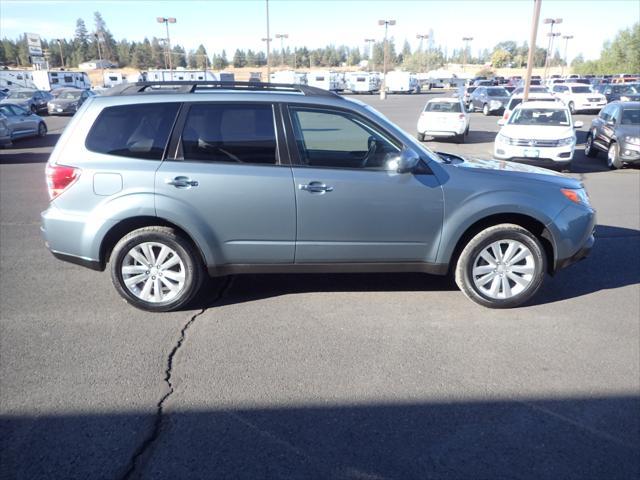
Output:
[[621, 84, 639, 94], [510, 108, 570, 126], [571, 86, 591, 94], [621, 108, 640, 125], [487, 88, 509, 97], [59, 91, 81, 100], [7, 91, 33, 99], [513, 86, 548, 95], [425, 102, 462, 112]]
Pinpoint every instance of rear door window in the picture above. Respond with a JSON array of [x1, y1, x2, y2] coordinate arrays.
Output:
[[86, 103, 180, 160], [181, 103, 277, 164]]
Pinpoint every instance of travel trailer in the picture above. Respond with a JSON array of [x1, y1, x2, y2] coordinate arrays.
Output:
[[0, 70, 90, 91], [0, 70, 36, 89], [270, 70, 308, 85], [345, 72, 381, 93], [144, 69, 234, 82], [306, 71, 346, 91], [103, 71, 125, 88], [384, 71, 420, 94]]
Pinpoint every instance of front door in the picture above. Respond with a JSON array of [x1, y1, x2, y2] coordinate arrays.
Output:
[[286, 105, 444, 263]]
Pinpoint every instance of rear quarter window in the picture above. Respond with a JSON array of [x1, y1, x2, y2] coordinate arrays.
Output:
[[85, 103, 180, 160]]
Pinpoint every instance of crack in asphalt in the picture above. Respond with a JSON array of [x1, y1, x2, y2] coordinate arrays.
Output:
[[120, 277, 233, 480]]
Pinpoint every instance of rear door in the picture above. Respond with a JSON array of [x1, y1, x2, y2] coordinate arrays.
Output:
[[285, 104, 443, 263], [155, 102, 296, 266]]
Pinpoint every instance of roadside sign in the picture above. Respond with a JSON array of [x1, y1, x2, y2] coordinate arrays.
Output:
[[26, 33, 43, 56]]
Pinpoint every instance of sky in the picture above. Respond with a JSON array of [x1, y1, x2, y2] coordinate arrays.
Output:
[[1, 0, 638, 62]]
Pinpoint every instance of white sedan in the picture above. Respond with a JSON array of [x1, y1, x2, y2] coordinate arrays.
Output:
[[494, 101, 583, 170], [416, 97, 470, 143]]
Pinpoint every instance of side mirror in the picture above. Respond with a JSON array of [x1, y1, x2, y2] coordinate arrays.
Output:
[[387, 148, 420, 174], [574, 121, 583, 128], [497, 118, 506, 126]]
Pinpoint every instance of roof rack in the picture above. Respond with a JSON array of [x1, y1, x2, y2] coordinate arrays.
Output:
[[100, 80, 341, 98]]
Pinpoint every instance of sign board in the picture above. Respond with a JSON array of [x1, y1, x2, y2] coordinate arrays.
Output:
[[26, 33, 43, 56]]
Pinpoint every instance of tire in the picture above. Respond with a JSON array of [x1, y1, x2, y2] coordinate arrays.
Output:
[[568, 102, 575, 114], [607, 142, 622, 169], [37, 122, 47, 137], [416, 132, 425, 142], [455, 224, 547, 308], [482, 103, 490, 116], [456, 132, 466, 144], [584, 133, 598, 158], [110, 226, 205, 312], [30, 104, 37, 114]]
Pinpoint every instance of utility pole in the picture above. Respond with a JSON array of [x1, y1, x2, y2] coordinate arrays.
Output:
[[561, 34, 573, 76], [378, 19, 395, 99], [461, 37, 473, 72], [543, 17, 562, 78], [94, 32, 105, 86], [56, 39, 65, 69], [417, 34, 429, 72], [156, 17, 176, 71], [524, 0, 542, 101], [364, 38, 375, 70], [265, 0, 271, 82]]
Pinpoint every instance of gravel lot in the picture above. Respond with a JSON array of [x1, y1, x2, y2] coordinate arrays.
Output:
[[1, 91, 638, 479]]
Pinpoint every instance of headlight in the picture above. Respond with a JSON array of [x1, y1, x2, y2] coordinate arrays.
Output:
[[561, 188, 591, 207], [557, 136, 575, 146], [496, 133, 511, 144], [623, 136, 640, 145], [620, 96, 630, 102]]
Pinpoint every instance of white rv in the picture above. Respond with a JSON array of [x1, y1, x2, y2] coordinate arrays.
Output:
[[306, 71, 345, 91], [32, 71, 91, 91], [270, 70, 308, 85], [346, 72, 380, 94], [146, 69, 217, 82], [0, 70, 36, 89], [103, 71, 125, 88], [384, 71, 420, 94]]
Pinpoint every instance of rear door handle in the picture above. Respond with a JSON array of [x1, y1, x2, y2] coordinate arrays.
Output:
[[299, 181, 334, 193], [165, 176, 199, 188]]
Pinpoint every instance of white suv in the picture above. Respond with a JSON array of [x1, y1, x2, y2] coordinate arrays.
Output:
[[551, 83, 606, 114]]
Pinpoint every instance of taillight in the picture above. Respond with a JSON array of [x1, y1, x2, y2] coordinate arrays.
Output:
[[458, 114, 465, 119], [46, 164, 80, 200], [503, 112, 510, 120]]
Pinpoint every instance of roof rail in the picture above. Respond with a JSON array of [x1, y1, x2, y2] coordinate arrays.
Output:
[[100, 80, 341, 98]]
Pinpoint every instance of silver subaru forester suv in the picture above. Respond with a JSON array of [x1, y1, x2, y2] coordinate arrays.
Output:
[[42, 81, 595, 311]]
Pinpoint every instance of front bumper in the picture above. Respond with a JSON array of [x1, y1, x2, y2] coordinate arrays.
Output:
[[48, 104, 77, 115], [494, 143, 575, 163], [548, 202, 596, 273], [573, 100, 606, 112], [619, 142, 640, 163]]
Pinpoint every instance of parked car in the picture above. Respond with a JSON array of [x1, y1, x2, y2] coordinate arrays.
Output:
[[416, 97, 470, 143], [473, 80, 494, 87], [503, 86, 516, 95], [500, 92, 558, 123], [47, 88, 95, 115], [0, 89, 52, 114], [494, 101, 582, 170], [41, 81, 595, 311], [0, 104, 47, 146], [469, 86, 511, 115], [584, 101, 640, 169], [507, 76, 522, 86], [511, 86, 550, 96], [551, 83, 606, 113], [461, 85, 477, 108], [594, 83, 640, 103]]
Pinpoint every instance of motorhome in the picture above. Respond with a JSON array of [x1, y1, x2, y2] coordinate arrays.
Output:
[[345, 72, 380, 93], [0, 70, 90, 91], [384, 71, 420, 94], [306, 71, 346, 91], [270, 70, 308, 85], [0, 70, 36, 89]]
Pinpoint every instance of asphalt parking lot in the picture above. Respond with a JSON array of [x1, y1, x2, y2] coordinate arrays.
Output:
[[1, 92, 638, 479]]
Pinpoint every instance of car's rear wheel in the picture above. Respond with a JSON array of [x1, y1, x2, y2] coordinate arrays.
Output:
[[455, 224, 546, 308], [584, 132, 598, 157], [482, 103, 490, 116], [568, 101, 576, 114], [110, 227, 204, 312], [607, 142, 622, 169], [37, 122, 47, 137]]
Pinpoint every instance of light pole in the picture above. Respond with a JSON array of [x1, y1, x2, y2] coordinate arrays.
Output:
[[364, 38, 375, 69], [265, 0, 271, 82], [156, 17, 176, 71], [416, 34, 429, 52], [275, 33, 289, 67], [543, 17, 562, 78], [56, 39, 65, 69], [94, 33, 105, 85], [462, 36, 473, 72], [378, 19, 396, 99], [561, 34, 573, 76]]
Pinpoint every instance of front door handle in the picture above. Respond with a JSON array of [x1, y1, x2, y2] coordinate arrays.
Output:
[[299, 182, 334, 193], [165, 176, 199, 188]]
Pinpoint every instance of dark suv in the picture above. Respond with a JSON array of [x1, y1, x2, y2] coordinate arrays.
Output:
[[42, 81, 595, 311], [585, 101, 640, 168]]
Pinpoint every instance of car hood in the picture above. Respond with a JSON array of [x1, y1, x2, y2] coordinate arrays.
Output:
[[0, 99, 29, 106], [49, 98, 77, 106], [440, 154, 582, 189], [499, 124, 574, 140]]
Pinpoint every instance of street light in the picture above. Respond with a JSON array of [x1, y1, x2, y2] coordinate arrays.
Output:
[[543, 17, 562, 78], [56, 39, 65, 69], [156, 17, 176, 71], [378, 19, 396, 99], [561, 34, 573, 76], [462, 36, 473, 72], [364, 38, 375, 68], [275, 33, 289, 67], [416, 33, 429, 51]]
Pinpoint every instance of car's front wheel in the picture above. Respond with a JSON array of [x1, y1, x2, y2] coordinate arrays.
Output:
[[110, 227, 204, 312], [482, 103, 490, 116], [607, 142, 622, 169], [568, 101, 576, 114], [455, 224, 546, 308], [37, 122, 47, 137], [584, 132, 598, 157]]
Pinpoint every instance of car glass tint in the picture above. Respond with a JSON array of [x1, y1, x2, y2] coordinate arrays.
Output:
[[508, 98, 523, 110], [621, 109, 640, 125], [571, 86, 591, 94], [181, 104, 277, 164], [510, 109, 569, 126], [487, 88, 508, 97], [290, 107, 399, 170], [425, 102, 462, 112], [86, 103, 180, 160]]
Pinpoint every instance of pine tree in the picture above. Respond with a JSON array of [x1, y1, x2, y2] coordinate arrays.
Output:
[[220, 50, 229, 68], [232, 49, 246, 68], [194, 44, 208, 69]]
